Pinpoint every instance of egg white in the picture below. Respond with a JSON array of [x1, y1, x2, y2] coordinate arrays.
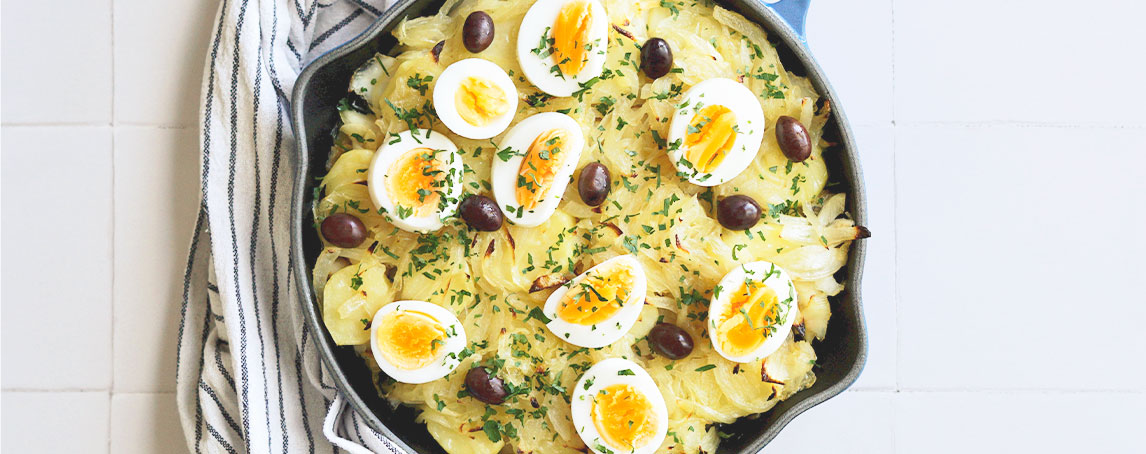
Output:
[[666, 78, 767, 186], [544, 254, 647, 348], [707, 261, 799, 363], [571, 358, 668, 454], [433, 58, 519, 139], [367, 129, 463, 233], [369, 300, 467, 384], [515, 0, 609, 97], [491, 112, 584, 227]]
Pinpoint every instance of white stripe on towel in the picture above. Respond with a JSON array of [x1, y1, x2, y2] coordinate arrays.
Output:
[[175, 1, 402, 453]]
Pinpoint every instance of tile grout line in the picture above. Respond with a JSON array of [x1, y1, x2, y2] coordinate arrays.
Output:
[[0, 389, 178, 395], [889, 0, 897, 128], [0, 122, 194, 128], [888, 0, 902, 449], [109, 0, 118, 450], [889, 0, 900, 401], [894, 121, 1146, 129], [2, 388, 117, 393]]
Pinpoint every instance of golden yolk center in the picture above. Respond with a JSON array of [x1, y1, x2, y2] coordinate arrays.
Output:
[[591, 384, 658, 451], [387, 148, 443, 216], [375, 310, 448, 370], [515, 129, 567, 210], [553, 0, 593, 76], [558, 265, 633, 325], [455, 77, 509, 126], [717, 281, 780, 357], [685, 105, 738, 173]]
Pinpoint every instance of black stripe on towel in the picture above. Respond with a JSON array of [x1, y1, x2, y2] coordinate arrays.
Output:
[[297, 324, 317, 454], [200, 380, 245, 436], [347, 0, 383, 16], [205, 423, 241, 454], [350, 411, 367, 446], [324, 396, 340, 454], [175, 205, 207, 388], [178, 204, 209, 454], [195, 299, 213, 454], [309, 9, 363, 51], [246, 6, 275, 452], [226, 0, 254, 441], [267, 0, 292, 450], [286, 38, 302, 63], [214, 339, 236, 392]]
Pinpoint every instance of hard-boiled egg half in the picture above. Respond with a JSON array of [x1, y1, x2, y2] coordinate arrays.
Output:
[[666, 78, 767, 186], [433, 58, 519, 139], [369, 300, 467, 384], [543, 255, 647, 348], [516, 0, 609, 97], [367, 129, 463, 233], [491, 112, 584, 227], [571, 358, 668, 454], [707, 261, 799, 363]]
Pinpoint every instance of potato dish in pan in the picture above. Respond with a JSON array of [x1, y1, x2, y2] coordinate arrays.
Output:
[[311, 0, 867, 452]]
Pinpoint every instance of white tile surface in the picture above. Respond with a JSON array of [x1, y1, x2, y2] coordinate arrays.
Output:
[[113, 0, 218, 126], [765, 391, 895, 453], [850, 125, 895, 390], [1, 391, 110, 453], [896, 125, 1146, 391], [806, 0, 894, 126], [113, 127, 200, 393], [0, 0, 113, 124], [1, 126, 113, 390], [110, 393, 187, 454], [895, 391, 1146, 452], [894, 0, 1146, 125]]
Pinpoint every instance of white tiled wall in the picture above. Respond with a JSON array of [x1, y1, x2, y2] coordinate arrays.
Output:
[[2, 0, 215, 451], [2, 0, 1144, 453]]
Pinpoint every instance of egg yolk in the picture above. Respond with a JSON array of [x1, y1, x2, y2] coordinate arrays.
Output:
[[553, 0, 593, 76], [455, 76, 509, 127], [558, 264, 633, 325], [375, 310, 448, 370], [515, 129, 568, 210], [716, 281, 781, 357], [387, 148, 443, 216], [685, 105, 738, 173], [591, 384, 659, 451]]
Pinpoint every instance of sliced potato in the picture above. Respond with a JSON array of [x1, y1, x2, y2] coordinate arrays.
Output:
[[322, 261, 394, 345]]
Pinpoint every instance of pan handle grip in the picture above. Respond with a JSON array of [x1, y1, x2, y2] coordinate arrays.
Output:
[[763, 0, 810, 44]]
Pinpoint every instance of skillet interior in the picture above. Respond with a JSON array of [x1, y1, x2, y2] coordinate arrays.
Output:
[[291, 1, 868, 451]]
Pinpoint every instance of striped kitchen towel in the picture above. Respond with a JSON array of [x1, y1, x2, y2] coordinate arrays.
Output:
[[175, 0, 403, 453]]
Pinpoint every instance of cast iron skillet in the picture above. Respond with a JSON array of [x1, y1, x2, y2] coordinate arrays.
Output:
[[291, 0, 867, 451]]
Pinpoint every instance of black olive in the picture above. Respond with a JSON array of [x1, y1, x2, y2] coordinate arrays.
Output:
[[465, 366, 508, 404], [775, 116, 811, 162], [459, 195, 503, 231], [431, 40, 445, 62], [717, 195, 761, 231], [321, 213, 367, 248], [648, 323, 694, 360], [463, 11, 495, 53], [640, 38, 673, 79], [577, 163, 611, 207], [345, 92, 372, 115]]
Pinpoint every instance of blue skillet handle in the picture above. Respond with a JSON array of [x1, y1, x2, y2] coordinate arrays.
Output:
[[764, 0, 811, 44]]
